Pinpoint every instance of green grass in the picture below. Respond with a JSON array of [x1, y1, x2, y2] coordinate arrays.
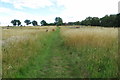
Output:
[[61, 27, 118, 78], [2, 27, 119, 78]]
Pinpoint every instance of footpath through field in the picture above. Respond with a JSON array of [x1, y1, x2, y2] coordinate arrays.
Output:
[[3, 27, 118, 78], [15, 27, 73, 78]]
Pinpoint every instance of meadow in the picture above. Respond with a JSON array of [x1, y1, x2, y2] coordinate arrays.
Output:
[[1, 26, 119, 78]]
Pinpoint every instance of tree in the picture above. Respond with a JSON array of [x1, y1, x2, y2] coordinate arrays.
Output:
[[100, 15, 116, 27], [55, 17, 63, 26], [100, 15, 111, 27], [74, 21, 80, 25], [17, 20, 21, 26], [40, 20, 47, 26], [11, 20, 17, 26], [67, 22, 74, 25], [80, 17, 92, 26], [80, 16, 103, 26], [24, 20, 31, 26], [32, 20, 38, 26], [85, 17, 92, 26], [108, 15, 116, 27], [11, 19, 21, 26], [116, 13, 120, 27], [91, 17, 100, 26]]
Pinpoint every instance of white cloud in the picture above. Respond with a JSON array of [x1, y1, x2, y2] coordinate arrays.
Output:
[[56, 0, 119, 22], [1, 0, 54, 9], [0, 0, 119, 26]]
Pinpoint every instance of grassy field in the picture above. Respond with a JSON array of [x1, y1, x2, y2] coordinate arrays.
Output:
[[2, 26, 119, 78]]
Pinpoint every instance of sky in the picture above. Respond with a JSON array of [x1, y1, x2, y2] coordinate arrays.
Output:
[[0, 0, 119, 26]]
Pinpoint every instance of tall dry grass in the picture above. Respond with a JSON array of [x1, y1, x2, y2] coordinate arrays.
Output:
[[61, 27, 118, 48], [2, 28, 51, 77], [2, 26, 119, 78], [2, 26, 56, 40], [2, 29, 44, 40], [60, 27, 118, 77]]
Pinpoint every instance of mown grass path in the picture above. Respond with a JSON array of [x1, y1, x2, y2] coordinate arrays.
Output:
[[13, 27, 72, 78]]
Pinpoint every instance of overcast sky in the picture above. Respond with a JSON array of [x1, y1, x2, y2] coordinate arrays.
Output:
[[0, 0, 119, 26]]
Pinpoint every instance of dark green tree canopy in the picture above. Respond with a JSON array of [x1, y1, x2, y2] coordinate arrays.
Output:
[[100, 15, 116, 27], [17, 20, 21, 26], [32, 20, 38, 26], [80, 14, 119, 27], [116, 13, 120, 27], [55, 17, 63, 26], [11, 20, 17, 26], [91, 17, 100, 26], [40, 20, 47, 26], [80, 17, 100, 26], [24, 20, 31, 26], [9, 13, 119, 27], [11, 19, 21, 26]]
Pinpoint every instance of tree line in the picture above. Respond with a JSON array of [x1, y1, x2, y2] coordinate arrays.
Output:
[[10, 17, 63, 27], [10, 13, 120, 27], [80, 13, 120, 27]]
